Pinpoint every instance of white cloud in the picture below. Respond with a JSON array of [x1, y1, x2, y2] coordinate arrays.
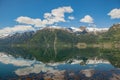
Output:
[[80, 15, 94, 23], [0, 6, 73, 37], [43, 6, 73, 26], [68, 16, 75, 20], [0, 25, 35, 38], [108, 8, 120, 19], [16, 6, 73, 27], [16, 16, 44, 27]]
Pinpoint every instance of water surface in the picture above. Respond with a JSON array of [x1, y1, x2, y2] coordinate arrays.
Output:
[[0, 46, 120, 80]]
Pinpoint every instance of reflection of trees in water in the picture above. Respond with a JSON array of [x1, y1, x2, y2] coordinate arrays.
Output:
[[100, 49, 120, 68], [0, 46, 100, 62], [1, 46, 120, 80], [1, 46, 120, 68], [0, 46, 34, 59]]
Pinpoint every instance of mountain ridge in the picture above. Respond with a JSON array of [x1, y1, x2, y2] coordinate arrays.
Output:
[[0, 26, 109, 39], [0, 23, 120, 46]]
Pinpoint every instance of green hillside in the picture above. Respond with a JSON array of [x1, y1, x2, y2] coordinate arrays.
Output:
[[98, 24, 120, 43], [29, 28, 78, 47], [107, 24, 120, 41]]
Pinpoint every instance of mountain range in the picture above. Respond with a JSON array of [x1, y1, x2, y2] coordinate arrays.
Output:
[[0, 23, 119, 46], [0, 26, 109, 39]]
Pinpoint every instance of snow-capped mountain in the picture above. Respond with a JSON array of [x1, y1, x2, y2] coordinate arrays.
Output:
[[67, 26, 109, 34], [0, 34, 11, 39], [0, 25, 35, 39], [86, 27, 109, 32], [0, 25, 109, 39], [68, 27, 82, 32]]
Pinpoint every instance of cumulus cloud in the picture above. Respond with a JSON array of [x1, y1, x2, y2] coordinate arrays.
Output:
[[16, 6, 73, 27], [45, 6, 73, 23], [0, 25, 35, 38], [80, 15, 94, 23], [0, 6, 73, 37], [108, 8, 120, 19], [16, 16, 43, 27], [68, 16, 75, 20]]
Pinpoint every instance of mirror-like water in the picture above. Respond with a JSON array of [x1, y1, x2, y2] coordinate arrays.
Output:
[[0, 46, 120, 80]]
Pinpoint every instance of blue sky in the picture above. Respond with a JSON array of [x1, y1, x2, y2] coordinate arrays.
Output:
[[0, 0, 120, 29]]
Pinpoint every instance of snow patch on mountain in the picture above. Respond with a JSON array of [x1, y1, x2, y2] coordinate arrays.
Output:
[[69, 27, 82, 32], [86, 27, 109, 32], [0, 25, 35, 39], [0, 25, 110, 39], [68, 27, 109, 33]]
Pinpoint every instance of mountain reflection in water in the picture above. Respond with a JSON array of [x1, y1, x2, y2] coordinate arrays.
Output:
[[0, 46, 120, 80]]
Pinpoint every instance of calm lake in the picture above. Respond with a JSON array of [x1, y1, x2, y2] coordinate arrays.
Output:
[[0, 46, 120, 80]]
